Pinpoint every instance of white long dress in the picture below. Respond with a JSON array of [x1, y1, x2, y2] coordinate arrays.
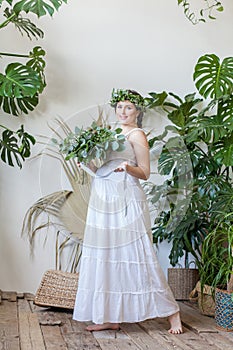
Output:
[[73, 128, 179, 324]]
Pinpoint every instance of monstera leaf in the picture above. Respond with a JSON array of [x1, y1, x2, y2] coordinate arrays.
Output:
[[193, 54, 233, 99], [0, 129, 20, 167], [16, 124, 36, 158], [0, 62, 41, 98], [13, 0, 68, 17], [0, 94, 39, 115], [3, 7, 44, 39], [158, 136, 192, 177], [0, 47, 46, 115], [187, 114, 230, 144], [218, 94, 233, 131], [27, 46, 46, 91], [0, 125, 35, 168], [211, 133, 233, 167], [0, 62, 42, 114]]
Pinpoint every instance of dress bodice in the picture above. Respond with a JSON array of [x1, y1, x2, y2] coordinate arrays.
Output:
[[95, 128, 145, 181]]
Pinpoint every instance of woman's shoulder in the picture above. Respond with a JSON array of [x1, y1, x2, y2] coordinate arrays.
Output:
[[125, 128, 145, 137], [126, 128, 148, 147]]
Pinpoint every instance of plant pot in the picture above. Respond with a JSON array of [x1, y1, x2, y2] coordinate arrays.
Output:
[[168, 268, 199, 300], [215, 288, 233, 331], [189, 281, 215, 316]]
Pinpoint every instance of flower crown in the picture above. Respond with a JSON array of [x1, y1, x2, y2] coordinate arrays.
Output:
[[110, 88, 145, 109]]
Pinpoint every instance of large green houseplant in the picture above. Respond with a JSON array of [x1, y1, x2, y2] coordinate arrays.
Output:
[[0, 0, 67, 167], [144, 53, 233, 299]]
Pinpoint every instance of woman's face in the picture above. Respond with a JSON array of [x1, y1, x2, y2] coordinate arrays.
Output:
[[115, 100, 140, 126]]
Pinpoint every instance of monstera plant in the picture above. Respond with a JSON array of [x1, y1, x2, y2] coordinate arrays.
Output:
[[145, 53, 233, 269], [0, 1, 225, 169], [0, 0, 67, 168]]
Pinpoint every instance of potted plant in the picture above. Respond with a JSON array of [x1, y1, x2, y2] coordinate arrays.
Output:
[[144, 53, 233, 302], [200, 205, 233, 330]]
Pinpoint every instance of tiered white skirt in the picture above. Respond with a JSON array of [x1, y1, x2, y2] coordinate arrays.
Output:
[[73, 170, 179, 324]]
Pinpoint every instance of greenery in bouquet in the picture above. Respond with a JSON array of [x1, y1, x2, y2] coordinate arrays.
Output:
[[54, 122, 126, 164]]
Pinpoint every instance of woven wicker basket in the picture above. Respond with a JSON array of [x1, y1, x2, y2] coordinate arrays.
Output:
[[215, 288, 233, 331], [189, 281, 215, 316], [34, 269, 79, 309], [168, 267, 199, 300]]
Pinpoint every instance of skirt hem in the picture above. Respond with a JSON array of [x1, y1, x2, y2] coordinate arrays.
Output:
[[73, 307, 180, 324]]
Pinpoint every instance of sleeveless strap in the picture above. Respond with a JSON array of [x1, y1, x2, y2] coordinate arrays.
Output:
[[124, 128, 145, 137]]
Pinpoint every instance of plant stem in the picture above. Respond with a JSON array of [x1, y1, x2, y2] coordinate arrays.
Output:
[[0, 13, 17, 29], [0, 52, 29, 58], [0, 125, 16, 133], [0, 124, 9, 130], [185, 251, 189, 268]]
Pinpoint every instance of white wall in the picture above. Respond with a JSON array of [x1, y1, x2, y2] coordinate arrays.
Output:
[[0, 0, 233, 293]]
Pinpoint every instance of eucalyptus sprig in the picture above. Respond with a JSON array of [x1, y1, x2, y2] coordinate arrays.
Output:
[[53, 122, 126, 164]]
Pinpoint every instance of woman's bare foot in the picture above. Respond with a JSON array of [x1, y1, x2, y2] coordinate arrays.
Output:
[[168, 311, 183, 334], [86, 323, 120, 331]]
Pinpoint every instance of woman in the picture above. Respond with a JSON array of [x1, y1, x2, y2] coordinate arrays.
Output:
[[73, 89, 183, 334]]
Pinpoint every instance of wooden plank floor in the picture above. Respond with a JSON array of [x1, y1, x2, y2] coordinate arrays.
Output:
[[1, 290, 233, 349]]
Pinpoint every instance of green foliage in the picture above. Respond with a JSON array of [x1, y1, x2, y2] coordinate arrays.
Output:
[[199, 212, 233, 292], [55, 122, 126, 164], [0, 93, 39, 115], [146, 53, 233, 269], [147, 92, 202, 136], [178, 0, 224, 24], [0, 63, 41, 98], [26, 46, 46, 92], [0, 47, 46, 115], [152, 206, 206, 268], [0, 0, 67, 167], [3, 7, 44, 39], [144, 91, 168, 109], [193, 54, 233, 99], [110, 88, 145, 109], [13, 0, 68, 17], [0, 124, 36, 168]]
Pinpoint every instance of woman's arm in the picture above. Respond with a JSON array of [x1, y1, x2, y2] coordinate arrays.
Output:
[[115, 130, 150, 180]]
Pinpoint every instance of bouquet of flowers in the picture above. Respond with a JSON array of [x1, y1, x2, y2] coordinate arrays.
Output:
[[55, 122, 126, 164]]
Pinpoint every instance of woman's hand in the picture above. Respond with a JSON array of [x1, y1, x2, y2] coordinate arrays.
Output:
[[114, 161, 128, 172]]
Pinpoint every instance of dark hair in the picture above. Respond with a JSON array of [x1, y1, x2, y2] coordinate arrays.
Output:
[[136, 110, 143, 128], [126, 90, 144, 128]]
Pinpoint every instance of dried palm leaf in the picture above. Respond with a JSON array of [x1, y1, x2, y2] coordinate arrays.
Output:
[[23, 113, 113, 271], [22, 190, 71, 253]]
